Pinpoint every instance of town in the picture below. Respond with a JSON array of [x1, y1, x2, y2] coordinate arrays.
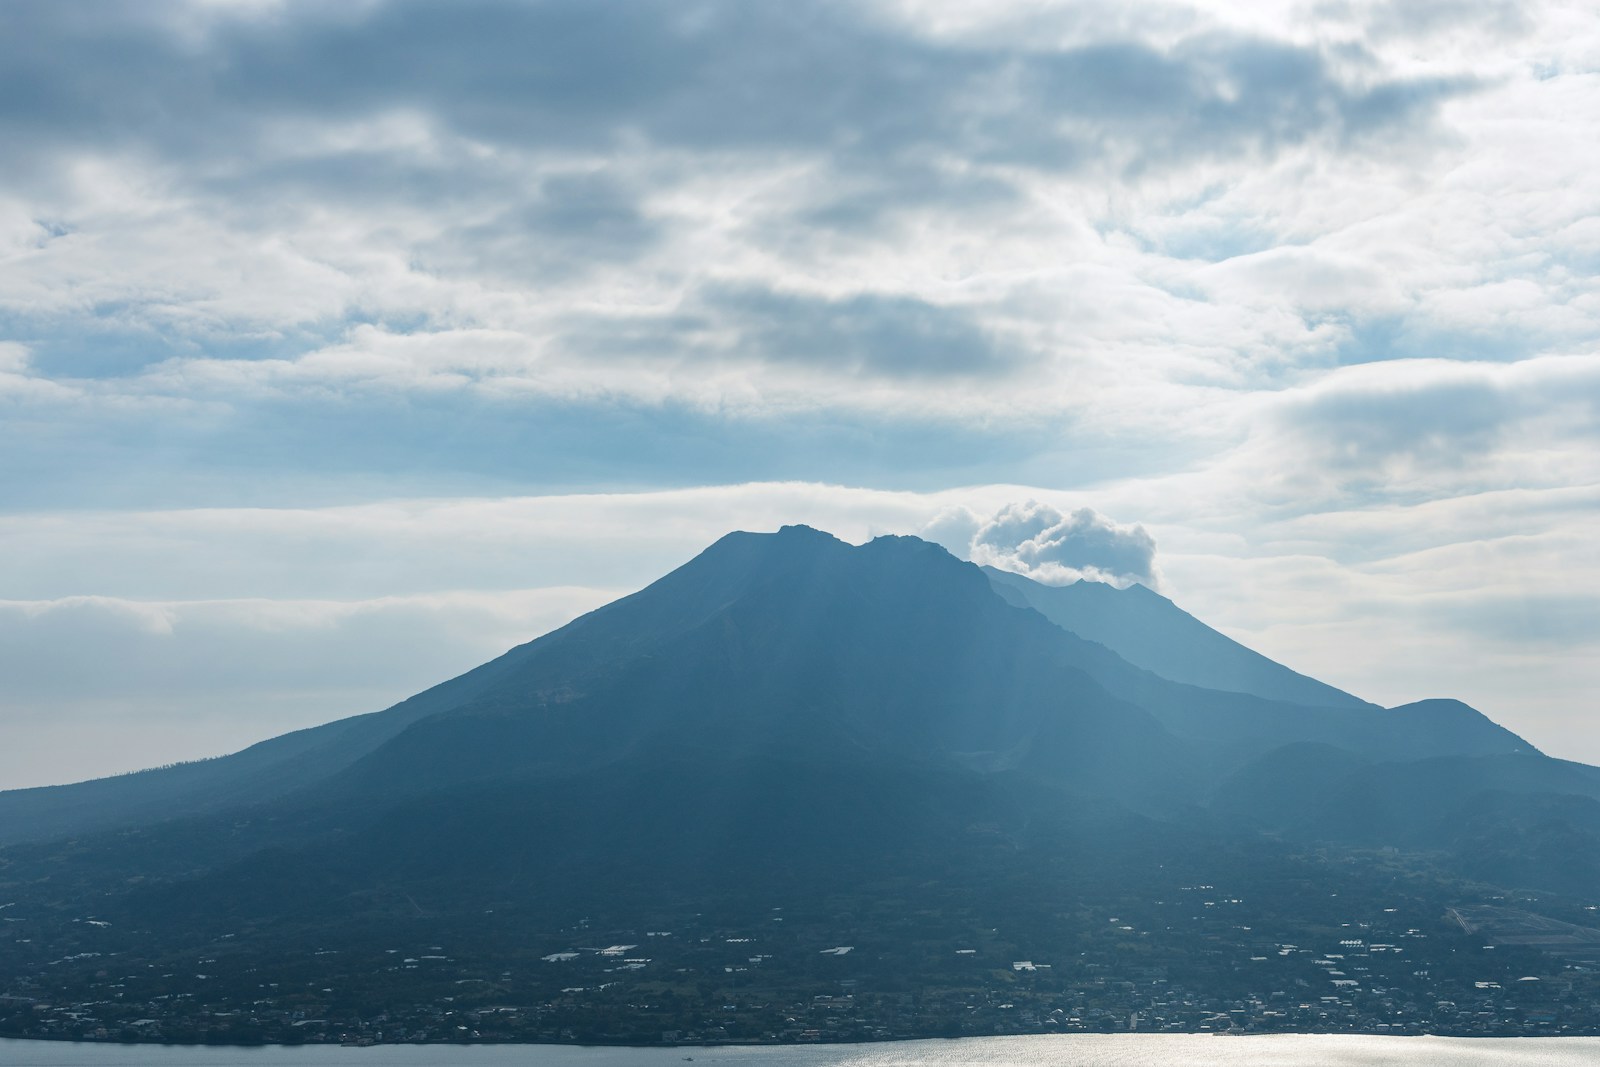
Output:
[[6, 867, 1600, 1047]]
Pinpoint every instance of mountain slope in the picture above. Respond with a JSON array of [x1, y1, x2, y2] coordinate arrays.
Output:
[[310, 526, 1200, 812], [984, 566, 1370, 709], [1213, 743, 1600, 895]]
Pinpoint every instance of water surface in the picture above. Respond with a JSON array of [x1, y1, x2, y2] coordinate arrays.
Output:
[[4, 1035, 1598, 1067]]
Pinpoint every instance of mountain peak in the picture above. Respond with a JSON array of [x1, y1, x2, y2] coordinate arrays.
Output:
[[775, 522, 838, 541]]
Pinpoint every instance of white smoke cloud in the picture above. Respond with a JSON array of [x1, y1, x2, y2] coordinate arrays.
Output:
[[924, 501, 1160, 588]]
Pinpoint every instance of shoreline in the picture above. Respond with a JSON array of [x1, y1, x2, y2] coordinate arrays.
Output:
[[4, 1029, 1598, 1051]]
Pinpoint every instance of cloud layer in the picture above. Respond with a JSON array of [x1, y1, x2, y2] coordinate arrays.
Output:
[[2, 0, 1591, 518]]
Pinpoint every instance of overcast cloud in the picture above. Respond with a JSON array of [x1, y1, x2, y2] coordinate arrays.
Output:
[[1, 0, 1597, 787]]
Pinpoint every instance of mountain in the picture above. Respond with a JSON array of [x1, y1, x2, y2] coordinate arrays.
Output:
[[0, 527, 1531, 848], [2, 526, 1598, 1045], [983, 565, 1371, 709]]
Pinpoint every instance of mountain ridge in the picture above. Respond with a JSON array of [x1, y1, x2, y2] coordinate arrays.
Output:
[[982, 564, 1374, 710]]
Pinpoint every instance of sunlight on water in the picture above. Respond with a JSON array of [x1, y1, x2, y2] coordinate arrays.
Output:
[[5, 1035, 1600, 1067]]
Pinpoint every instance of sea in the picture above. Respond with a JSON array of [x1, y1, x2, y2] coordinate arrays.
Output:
[[1, 1035, 1596, 1067]]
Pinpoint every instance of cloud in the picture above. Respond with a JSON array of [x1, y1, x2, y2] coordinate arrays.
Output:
[[0, 377, 1089, 512], [917, 504, 985, 558], [0, 0, 1485, 378], [0, 2, 1471, 175], [1426, 591, 1600, 649], [0, 587, 615, 789], [702, 286, 1017, 378], [1358, 0, 1534, 43], [1251, 355, 1600, 503], [545, 283, 1022, 382], [415, 170, 667, 285], [929, 500, 1160, 587], [0, 0, 1571, 470]]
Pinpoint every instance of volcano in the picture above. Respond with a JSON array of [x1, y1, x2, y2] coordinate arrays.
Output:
[[2, 526, 1597, 1044]]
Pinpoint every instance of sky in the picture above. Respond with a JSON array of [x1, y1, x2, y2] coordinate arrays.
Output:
[[1, 0, 1597, 789]]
